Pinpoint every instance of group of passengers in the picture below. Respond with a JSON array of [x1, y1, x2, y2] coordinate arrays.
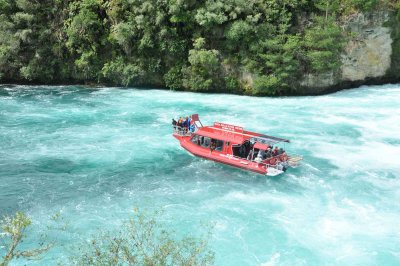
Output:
[[172, 116, 194, 133], [249, 145, 285, 162]]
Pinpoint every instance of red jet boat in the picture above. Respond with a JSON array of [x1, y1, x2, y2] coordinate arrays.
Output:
[[172, 114, 302, 176]]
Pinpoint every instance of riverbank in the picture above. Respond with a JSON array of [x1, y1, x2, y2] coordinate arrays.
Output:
[[2, 77, 400, 97], [1, 1, 399, 96]]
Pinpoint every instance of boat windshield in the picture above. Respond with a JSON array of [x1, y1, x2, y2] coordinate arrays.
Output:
[[191, 135, 224, 151], [214, 139, 223, 151]]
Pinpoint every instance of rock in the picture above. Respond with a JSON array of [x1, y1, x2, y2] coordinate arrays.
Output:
[[298, 10, 394, 94], [235, 10, 396, 95], [300, 72, 337, 89], [341, 11, 392, 82]]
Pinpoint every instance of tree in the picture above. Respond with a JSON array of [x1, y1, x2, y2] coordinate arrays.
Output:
[[65, 0, 111, 82], [182, 38, 222, 91], [252, 34, 301, 95], [387, 1, 400, 78], [0, 212, 52, 266], [314, 0, 340, 19], [302, 16, 345, 74]]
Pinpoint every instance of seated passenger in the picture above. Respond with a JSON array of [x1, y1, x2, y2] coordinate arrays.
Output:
[[265, 147, 272, 158], [255, 151, 263, 163], [272, 147, 279, 156], [210, 140, 216, 151], [258, 149, 266, 160], [247, 149, 254, 161]]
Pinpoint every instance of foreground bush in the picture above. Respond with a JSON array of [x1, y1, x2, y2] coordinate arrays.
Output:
[[0, 212, 51, 266], [73, 210, 214, 266], [1, 210, 214, 266]]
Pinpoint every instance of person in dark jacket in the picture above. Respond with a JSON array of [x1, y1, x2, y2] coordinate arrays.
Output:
[[172, 118, 177, 130], [182, 116, 190, 133], [266, 148, 272, 158], [272, 147, 279, 156]]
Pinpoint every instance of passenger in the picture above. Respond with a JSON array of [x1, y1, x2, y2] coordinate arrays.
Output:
[[255, 151, 263, 163], [247, 149, 254, 161], [182, 116, 190, 133], [272, 147, 279, 156], [189, 123, 196, 132], [210, 140, 216, 151], [259, 149, 266, 160], [172, 118, 177, 131], [177, 117, 183, 133]]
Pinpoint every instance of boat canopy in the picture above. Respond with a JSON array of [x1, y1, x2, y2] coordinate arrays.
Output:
[[250, 135, 290, 145], [188, 115, 289, 145], [195, 126, 289, 146], [195, 127, 245, 144]]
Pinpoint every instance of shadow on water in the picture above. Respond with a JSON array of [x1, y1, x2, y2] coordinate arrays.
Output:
[[0, 88, 11, 96], [1, 85, 101, 103], [33, 157, 95, 174]]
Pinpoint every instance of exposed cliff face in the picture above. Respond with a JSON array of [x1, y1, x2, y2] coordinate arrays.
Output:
[[342, 11, 392, 81], [299, 10, 396, 94]]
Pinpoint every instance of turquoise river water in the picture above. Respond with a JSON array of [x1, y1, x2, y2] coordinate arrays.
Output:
[[0, 84, 400, 265]]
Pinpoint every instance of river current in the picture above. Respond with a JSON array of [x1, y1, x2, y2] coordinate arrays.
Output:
[[0, 84, 399, 265]]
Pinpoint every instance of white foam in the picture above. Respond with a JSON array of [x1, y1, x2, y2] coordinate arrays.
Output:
[[311, 140, 400, 172], [221, 191, 291, 205], [260, 253, 281, 266]]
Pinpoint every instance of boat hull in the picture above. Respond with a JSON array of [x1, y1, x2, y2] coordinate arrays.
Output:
[[175, 134, 279, 175], [172, 115, 301, 176]]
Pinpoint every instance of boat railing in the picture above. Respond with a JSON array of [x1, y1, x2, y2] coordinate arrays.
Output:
[[227, 153, 282, 164], [223, 153, 284, 171], [172, 125, 193, 136], [287, 154, 303, 167], [250, 153, 300, 169]]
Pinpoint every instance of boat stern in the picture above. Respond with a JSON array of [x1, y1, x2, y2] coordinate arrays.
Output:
[[266, 167, 284, 176]]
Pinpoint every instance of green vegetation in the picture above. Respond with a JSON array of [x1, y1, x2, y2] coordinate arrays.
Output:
[[1, 210, 214, 265], [387, 2, 400, 78], [0, 0, 397, 95], [0, 212, 52, 266], [74, 209, 214, 265]]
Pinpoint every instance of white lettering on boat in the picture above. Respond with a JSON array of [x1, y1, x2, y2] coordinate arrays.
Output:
[[213, 122, 243, 133]]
